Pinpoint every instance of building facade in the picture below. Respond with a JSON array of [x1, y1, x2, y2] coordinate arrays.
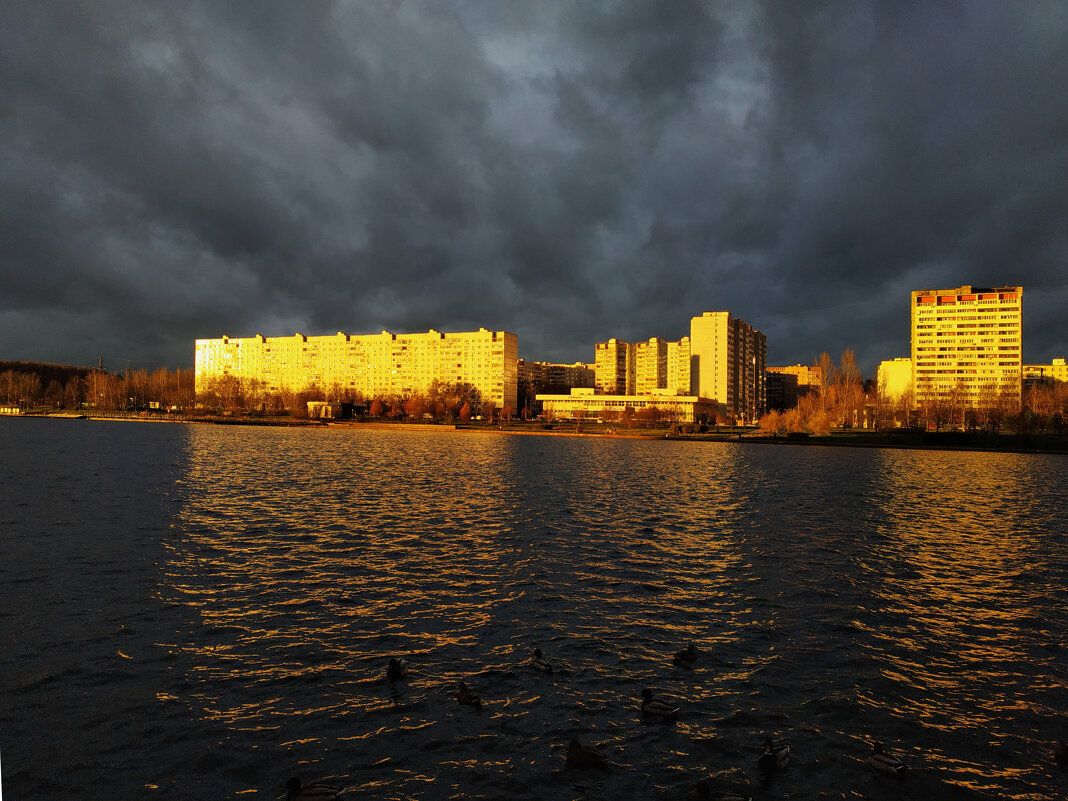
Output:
[[517, 359, 594, 413], [765, 370, 799, 412], [195, 328, 518, 409], [911, 285, 1022, 407], [689, 312, 767, 422], [877, 357, 913, 402], [1023, 358, 1067, 385], [767, 364, 823, 397], [635, 337, 668, 395], [517, 359, 595, 392], [536, 387, 716, 423], [666, 337, 691, 396], [594, 338, 635, 395], [596, 336, 692, 397]]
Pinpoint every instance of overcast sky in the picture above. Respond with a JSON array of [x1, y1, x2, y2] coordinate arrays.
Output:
[[3, 1, 1066, 375]]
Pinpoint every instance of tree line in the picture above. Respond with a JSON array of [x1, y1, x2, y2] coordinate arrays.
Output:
[[195, 375, 515, 423], [0, 363, 196, 411], [758, 350, 1068, 435], [759, 350, 866, 435]]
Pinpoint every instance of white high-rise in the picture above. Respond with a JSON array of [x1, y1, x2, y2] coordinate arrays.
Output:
[[689, 311, 766, 422], [910, 285, 1022, 406]]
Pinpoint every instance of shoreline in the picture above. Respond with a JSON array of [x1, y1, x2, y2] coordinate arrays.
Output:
[[5, 412, 1067, 454]]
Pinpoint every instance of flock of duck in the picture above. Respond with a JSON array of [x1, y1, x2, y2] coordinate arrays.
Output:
[[281, 641, 996, 801]]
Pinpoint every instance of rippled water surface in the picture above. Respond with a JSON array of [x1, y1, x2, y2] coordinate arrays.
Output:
[[1, 418, 1066, 800]]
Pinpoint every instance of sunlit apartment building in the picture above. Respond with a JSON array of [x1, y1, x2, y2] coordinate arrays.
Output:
[[666, 337, 691, 396], [195, 328, 518, 409], [517, 359, 594, 392], [594, 338, 634, 395], [911, 285, 1022, 406], [591, 316, 763, 421], [635, 337, 668, 395], [877, 357, 913, 402], [596, 336, 691, 397], [767, 364, 823, 397], [1024, 358, 1067, 385], [689, 312, 766, 422]]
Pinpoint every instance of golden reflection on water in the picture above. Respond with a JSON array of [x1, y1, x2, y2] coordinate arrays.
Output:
[[858, 449, 1061, 747], [153, 428, 1067, 799], [161, 429, 751, 731]]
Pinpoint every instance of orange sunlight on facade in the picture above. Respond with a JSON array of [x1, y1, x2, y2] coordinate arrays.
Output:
[[910, 285, 1022, 407], [195, 328, 518, 409]]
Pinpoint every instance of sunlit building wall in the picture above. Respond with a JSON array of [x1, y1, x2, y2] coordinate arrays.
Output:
[[689, 312, 767, 421], [545, 361, 595, 388], [666, 337, 691, 396], [195, 328, 518, 409], [536, 387, 716, 423], [1023, 358, 1067, 384], [877, 357, 912, 402], [767, 364, 823, 397], [635, 337, 668, 394], [594, 338, 635, 395], [911, 285, 1022, 406]]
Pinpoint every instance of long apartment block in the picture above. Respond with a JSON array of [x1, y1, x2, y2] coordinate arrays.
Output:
[[195, 328, 518, 409]]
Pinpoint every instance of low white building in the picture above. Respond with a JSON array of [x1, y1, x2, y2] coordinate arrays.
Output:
[[536, 387, 717, 423]]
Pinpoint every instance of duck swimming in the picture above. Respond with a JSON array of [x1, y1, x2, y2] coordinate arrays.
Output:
[[531, 648, 553, 674], [386, 657, 408, 680], [455, 681, 482, 708], [565, 738, 609, 770], [285, 777, 343, 801], [641, 688, 679, 723], [758, 738, 790, 772], [867, 742, 907, 776], [673, 643, 699, 665]]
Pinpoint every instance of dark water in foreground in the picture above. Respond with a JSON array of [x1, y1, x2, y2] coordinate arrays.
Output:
[[1, 417, 1066, 800]]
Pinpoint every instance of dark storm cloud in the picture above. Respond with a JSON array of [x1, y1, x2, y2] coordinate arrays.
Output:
[[1, 1, 1066, 373]]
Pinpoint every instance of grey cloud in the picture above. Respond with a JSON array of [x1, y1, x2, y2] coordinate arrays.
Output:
[[1, 1, 1065, 373]]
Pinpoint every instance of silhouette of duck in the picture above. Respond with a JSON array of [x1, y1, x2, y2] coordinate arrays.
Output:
[[285, 777, 343, 801], [867, 742, 906, 776], [531, 648, 553, 674], [455, 681, 482, 708], [386, 657, 408, 680], [641, 688, 679, 722], [693, 780, 753, 800], [673, 643, 699, 665], [758, 738, 790, 772], [565, 738, 609, 770]]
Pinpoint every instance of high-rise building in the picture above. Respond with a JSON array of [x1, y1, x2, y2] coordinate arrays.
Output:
[[911, 285, 1022, 406], [594, 338, 634, 395], [595, 336, 692, 397], [666, 337, 691, 396], [195, 328, 518, 409], [635, 337, 668, 394], [689, 312, 766, 421]]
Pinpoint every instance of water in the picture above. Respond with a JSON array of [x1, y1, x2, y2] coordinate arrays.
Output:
[[1, 417, 1065, 800]]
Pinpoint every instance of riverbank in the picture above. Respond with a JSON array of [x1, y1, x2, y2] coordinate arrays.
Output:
[[694, 430, 1068, 455], [6, 411, 1068, 453]]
